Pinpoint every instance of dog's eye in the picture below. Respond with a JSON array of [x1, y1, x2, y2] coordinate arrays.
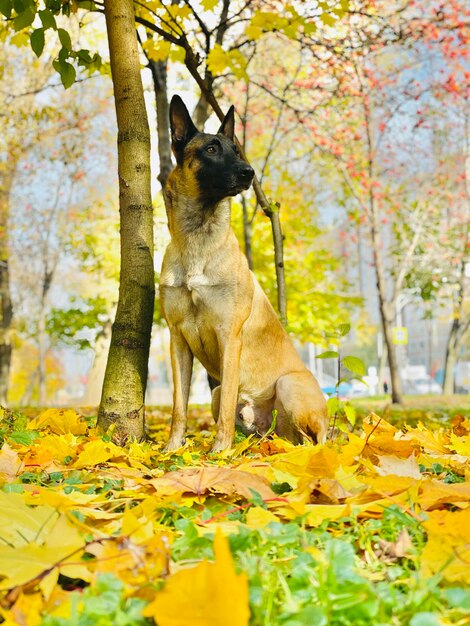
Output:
[[206, 145, 217, 154]]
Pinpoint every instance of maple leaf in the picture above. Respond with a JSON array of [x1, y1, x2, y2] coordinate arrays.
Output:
[[447, 433, 470, 456], [245, 506, 280, 528], [73, 438, 125, 469], [362, 433, 419, 460], [0, 443, 23, 482], [1, 591, 43, 626], [301, 477, 353, 504], [27, 409, 87, 436], [304, 504, 351, 527], [270, 445, 339, 479], [421, 508, 470, 584], [151, 466, 276, 501], [418, 479, 470, 511], [376, 454, 422, 479], [375, 528, 413, 562], [403, 424, 450, 454], [0, 493, 86, 592], [143, 529, 249, 626]]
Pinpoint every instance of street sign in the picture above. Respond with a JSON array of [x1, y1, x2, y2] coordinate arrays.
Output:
[[392, 326, 408, 345]]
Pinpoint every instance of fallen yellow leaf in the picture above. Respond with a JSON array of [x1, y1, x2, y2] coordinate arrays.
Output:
[[403, 423, 450, 455], [421, 508, 470, 583], [270, 445, 338, 479], [447, 433, 470, 457], [246, 506, 279, 528], [27, 409, 87, 435], [0, 544, 76, 590], [37, 433, 78, 463], [151, 466, 276, 501], [418, 479, 470, 511], [304, 504, 350, 527], [1, 591, 43, 626], [0, 443, 23, 483], [73, 438, 124, 469], [0, 491, 60, 547], [144, 529, 249, 626], [0, 492, 86, 590], [376, 454, 422, 479]]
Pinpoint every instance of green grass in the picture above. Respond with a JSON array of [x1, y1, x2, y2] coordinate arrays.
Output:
[[351, 394, 470, 427]]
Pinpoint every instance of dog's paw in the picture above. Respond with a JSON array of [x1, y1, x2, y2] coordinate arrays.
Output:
[[164, 437, 186, 452], [211, 435, 232, 453]]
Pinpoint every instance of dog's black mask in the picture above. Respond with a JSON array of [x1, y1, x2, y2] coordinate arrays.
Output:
[[169, 95, 255, 202]]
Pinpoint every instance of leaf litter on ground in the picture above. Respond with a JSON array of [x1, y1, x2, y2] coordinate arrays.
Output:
[[0, 405, 469, 625]]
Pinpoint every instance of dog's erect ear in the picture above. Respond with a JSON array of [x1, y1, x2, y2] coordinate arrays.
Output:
[[217, 105, 235, 141], [170, 95, 198, 155]]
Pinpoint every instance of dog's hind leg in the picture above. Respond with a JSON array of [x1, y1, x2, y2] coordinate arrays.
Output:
[[274, 372, 328, 445], [211, 385, 221, 423], [165, 330, 194, 451]]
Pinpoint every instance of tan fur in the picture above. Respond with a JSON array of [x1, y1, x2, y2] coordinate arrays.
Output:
[[160, 163, 328, 451]]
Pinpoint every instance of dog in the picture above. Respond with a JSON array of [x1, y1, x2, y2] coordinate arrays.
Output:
[[160, 95, 328, 452], [212, 389, 275, 437]]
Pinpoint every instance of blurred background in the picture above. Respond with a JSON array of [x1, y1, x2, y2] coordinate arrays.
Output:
[[0, 0, 468, 408]]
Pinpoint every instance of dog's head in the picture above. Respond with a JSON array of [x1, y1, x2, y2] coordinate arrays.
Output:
[[169, 95, 254, 202]]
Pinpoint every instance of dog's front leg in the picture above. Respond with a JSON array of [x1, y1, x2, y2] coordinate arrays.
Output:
[[165, 328, 193, 451], [212, 332, 241, 452]]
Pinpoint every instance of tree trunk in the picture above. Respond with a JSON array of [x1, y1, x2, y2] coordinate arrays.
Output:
[[369, 205, 403, 403], [98, 0, 154, 444], [82, 320, 112, 406], [38, 303, 47, 405], [442, 233, 469, 394], [382, 318, 403, 403], [377, 340, 388, 394], [0, 261, 12, 406], [268, 206, 287, 326], [361, 94, 403, 404], [241, 195, 253, 270], [193, 93, 211, 130], [0, 161, 16, 406], [442, 321, 458, 395]]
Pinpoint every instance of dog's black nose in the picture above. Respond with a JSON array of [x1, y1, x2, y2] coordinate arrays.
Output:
[[239, 165, 254, 180]]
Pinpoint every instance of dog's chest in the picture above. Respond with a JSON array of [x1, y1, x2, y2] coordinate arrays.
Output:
[[163, 265, 214, 303], [161, 258, 223, 320], [161, 258, 222, 371]]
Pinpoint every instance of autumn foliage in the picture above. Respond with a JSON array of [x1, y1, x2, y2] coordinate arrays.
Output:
[[0, 406, 469, 624]]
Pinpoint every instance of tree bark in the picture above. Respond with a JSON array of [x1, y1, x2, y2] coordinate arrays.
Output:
[[0, 161, 16, 405], [370, 219, 403, 403], [442, 322, 458, 395], [97, 0, 154, 443], [361, 93, 403, 404], [193, 93, 211, 130], [442, 275, 469, 395], [38, 301, 47, 405], [82, 320, 112, 406], [241, 195, 253, 270]]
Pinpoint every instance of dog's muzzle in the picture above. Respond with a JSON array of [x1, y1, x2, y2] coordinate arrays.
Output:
[[236, 164, 255, 190]]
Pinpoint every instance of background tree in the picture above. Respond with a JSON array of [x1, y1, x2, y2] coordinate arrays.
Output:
[[8, 79, 114, 404], [0, 39, 54, 404]]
